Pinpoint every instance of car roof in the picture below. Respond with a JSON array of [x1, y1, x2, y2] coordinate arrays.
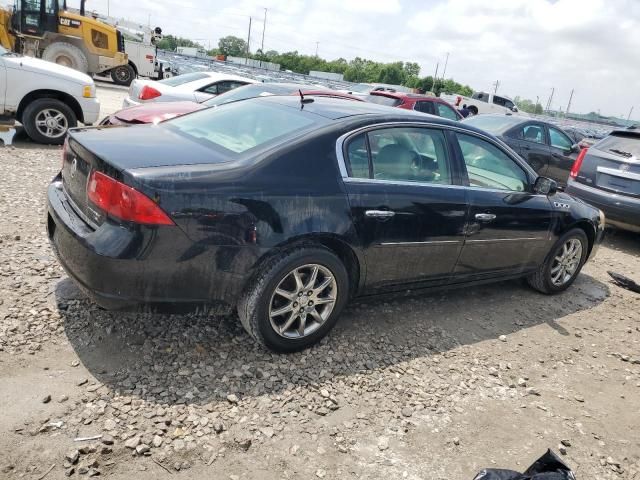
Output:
[[369, 91, 443, 102]]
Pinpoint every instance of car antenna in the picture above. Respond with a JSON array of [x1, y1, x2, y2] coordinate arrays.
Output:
[[299, 89, 314, 106]]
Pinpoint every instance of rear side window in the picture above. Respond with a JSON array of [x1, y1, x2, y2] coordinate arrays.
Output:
[[414, 101, 434, 114], [159, 72, 210, 86], [519, 124, 545, 144], [594, 134, 640, 159], [345, 127, 452, 185], [167, 100, 318, 154], [458, 133, 528, 192], [366, 95, 402, 107], [201, 80, 248, 95]]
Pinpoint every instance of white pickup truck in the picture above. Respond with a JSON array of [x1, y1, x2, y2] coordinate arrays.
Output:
[[0, 45, 100, 144], [442, 91, 519, 116]]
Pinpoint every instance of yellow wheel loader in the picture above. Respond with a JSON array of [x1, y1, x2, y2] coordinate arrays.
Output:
[[0, 0, 131, 83]]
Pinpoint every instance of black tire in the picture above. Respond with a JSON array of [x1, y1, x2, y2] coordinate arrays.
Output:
[[238, 247, 350, 353], [468, 105, 479, 115], [22, 98, 77, 145], [42, 42, 89, 73], [527, 228, 589, 294], [110, 64, 136, 86]]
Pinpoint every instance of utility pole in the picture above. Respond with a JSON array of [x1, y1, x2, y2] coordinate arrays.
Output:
[[441, 52, 449, 82], [260, 8, 267, 54], [566, 89, 574, 116], [627, 106, 634, 121], [315, 41, 319, 57], [535, 95, 540, 114], [545, 87, 555, 113], [493, 80, 500, 94], [245, 16, 252, 64]]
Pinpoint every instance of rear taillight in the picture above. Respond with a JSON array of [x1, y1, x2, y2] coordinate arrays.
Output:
[[87, 171, 174, 225], [570, 147, 588, 179], [139, 85, 161, 101]]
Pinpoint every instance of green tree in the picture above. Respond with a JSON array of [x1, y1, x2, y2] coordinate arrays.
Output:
[[403, 62, 420, 78], [218, 35, 248, 56]]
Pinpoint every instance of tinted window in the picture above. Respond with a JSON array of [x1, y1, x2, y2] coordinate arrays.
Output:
[[202, 84, 293, 106], [366, 127, 451, 184], [493, 96, 507, 107], [472, 92, 489, 102], [595, 134, 640, 158], [168, 100, 318, 154], [436, 103, 460, 121], [366, 95, 402, 107], [520, 124, 545, 144], [458, 133, 528, 191], [159, 72, 210, 86], [345, 134, 370, 179], [414, 101, 434, 114], [549, 127, 573, 151]]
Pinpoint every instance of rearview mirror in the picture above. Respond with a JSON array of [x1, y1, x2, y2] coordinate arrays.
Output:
[[534, 176, 558, 196]]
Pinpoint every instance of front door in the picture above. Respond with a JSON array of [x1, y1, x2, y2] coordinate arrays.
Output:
[[340, 125, 468, 291], [547, 126, 578, 186], [452, 132, 552, 280]]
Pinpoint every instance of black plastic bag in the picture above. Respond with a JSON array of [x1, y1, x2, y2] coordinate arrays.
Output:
[[473, 449, 576, 480]]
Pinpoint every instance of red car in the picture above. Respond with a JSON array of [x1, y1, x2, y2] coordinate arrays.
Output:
[[101, 83, 363, 126], [366, 91, 463, 121]]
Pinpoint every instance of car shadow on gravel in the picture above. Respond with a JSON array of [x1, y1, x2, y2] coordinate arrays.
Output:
[[57, 271, 610, 407]]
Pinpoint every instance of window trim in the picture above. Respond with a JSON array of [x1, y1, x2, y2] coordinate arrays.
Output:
[[336, 121, 538, 193], [340, 124, 456, 187]]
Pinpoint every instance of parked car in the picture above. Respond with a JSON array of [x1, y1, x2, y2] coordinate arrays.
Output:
[[0, 45, 99, 144], [566, 127, 640, 232], [560, 125, 598, 148], [442, 91, 519, 115], [47, 96, 604, 352], [366, 91, 463, 121], [123, 71, 257, 108], [102, 82, 362, 125], [463, 114, 581, 186]]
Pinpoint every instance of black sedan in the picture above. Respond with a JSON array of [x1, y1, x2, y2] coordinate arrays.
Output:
[[463, 115, 581, 187], [47, 97, 605, 352]]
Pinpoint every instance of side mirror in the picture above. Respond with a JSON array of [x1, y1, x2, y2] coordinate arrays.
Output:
[[534, 176, 558, 196], [570, 143, 581, 153], [511, 106, 518, 112]]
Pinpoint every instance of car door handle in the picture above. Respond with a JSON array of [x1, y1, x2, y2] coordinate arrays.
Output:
[[475, 213, 496, 222], [365, 210, 396, 218]]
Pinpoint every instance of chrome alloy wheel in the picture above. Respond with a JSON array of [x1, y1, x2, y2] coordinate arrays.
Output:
[[550, 238, 583, 286], [269, 264, 338, 339], [35, 109, 68, 139]]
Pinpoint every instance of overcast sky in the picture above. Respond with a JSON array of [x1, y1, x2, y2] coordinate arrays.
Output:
[[6, 0, 640, 118]]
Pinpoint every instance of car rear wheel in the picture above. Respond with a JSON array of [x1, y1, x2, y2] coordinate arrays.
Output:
[[527, 228, 588, 294], [238, 247, 349, 352], [22, 98, 77, 145]]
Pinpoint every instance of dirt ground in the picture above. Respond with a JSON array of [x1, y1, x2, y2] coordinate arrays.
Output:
[[0, 87, 639, 480]]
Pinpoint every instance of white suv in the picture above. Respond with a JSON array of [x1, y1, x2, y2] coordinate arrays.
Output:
[[0, 46, 100, 144]]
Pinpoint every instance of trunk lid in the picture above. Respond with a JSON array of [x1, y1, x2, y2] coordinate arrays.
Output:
[[62, 125, 231, 227], [575, 132, 640, 198]]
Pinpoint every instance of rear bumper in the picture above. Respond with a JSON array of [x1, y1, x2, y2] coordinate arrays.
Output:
[[46, 178, 250, 311], [566, 179, 640, 232]]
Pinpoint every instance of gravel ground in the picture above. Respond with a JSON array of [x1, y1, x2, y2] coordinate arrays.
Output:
[[1, 99, 639, 480]]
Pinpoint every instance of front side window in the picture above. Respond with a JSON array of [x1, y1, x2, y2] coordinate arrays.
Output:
[[345, 127, 452, 185], [520, 124, 545, 144], [436, 103, 459, 121], [549, 127, 573, 151], [458, 133, 528, 192], [91, 29, 108, 49]]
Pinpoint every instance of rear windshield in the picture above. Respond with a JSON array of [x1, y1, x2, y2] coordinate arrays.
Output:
[[463, 115, 520, 133], [166, 100, 319, 154], [202, 83, 294, 107], [594, 134, 640, 159], [366, 95, 402, 107], [158, 72, 210, 86]]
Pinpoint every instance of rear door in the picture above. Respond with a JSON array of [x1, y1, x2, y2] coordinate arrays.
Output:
[[452, 132, 552, 280], [505, 122, 552, 175], [547, 126, 578, 185], [339, 125, 468, 291]]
